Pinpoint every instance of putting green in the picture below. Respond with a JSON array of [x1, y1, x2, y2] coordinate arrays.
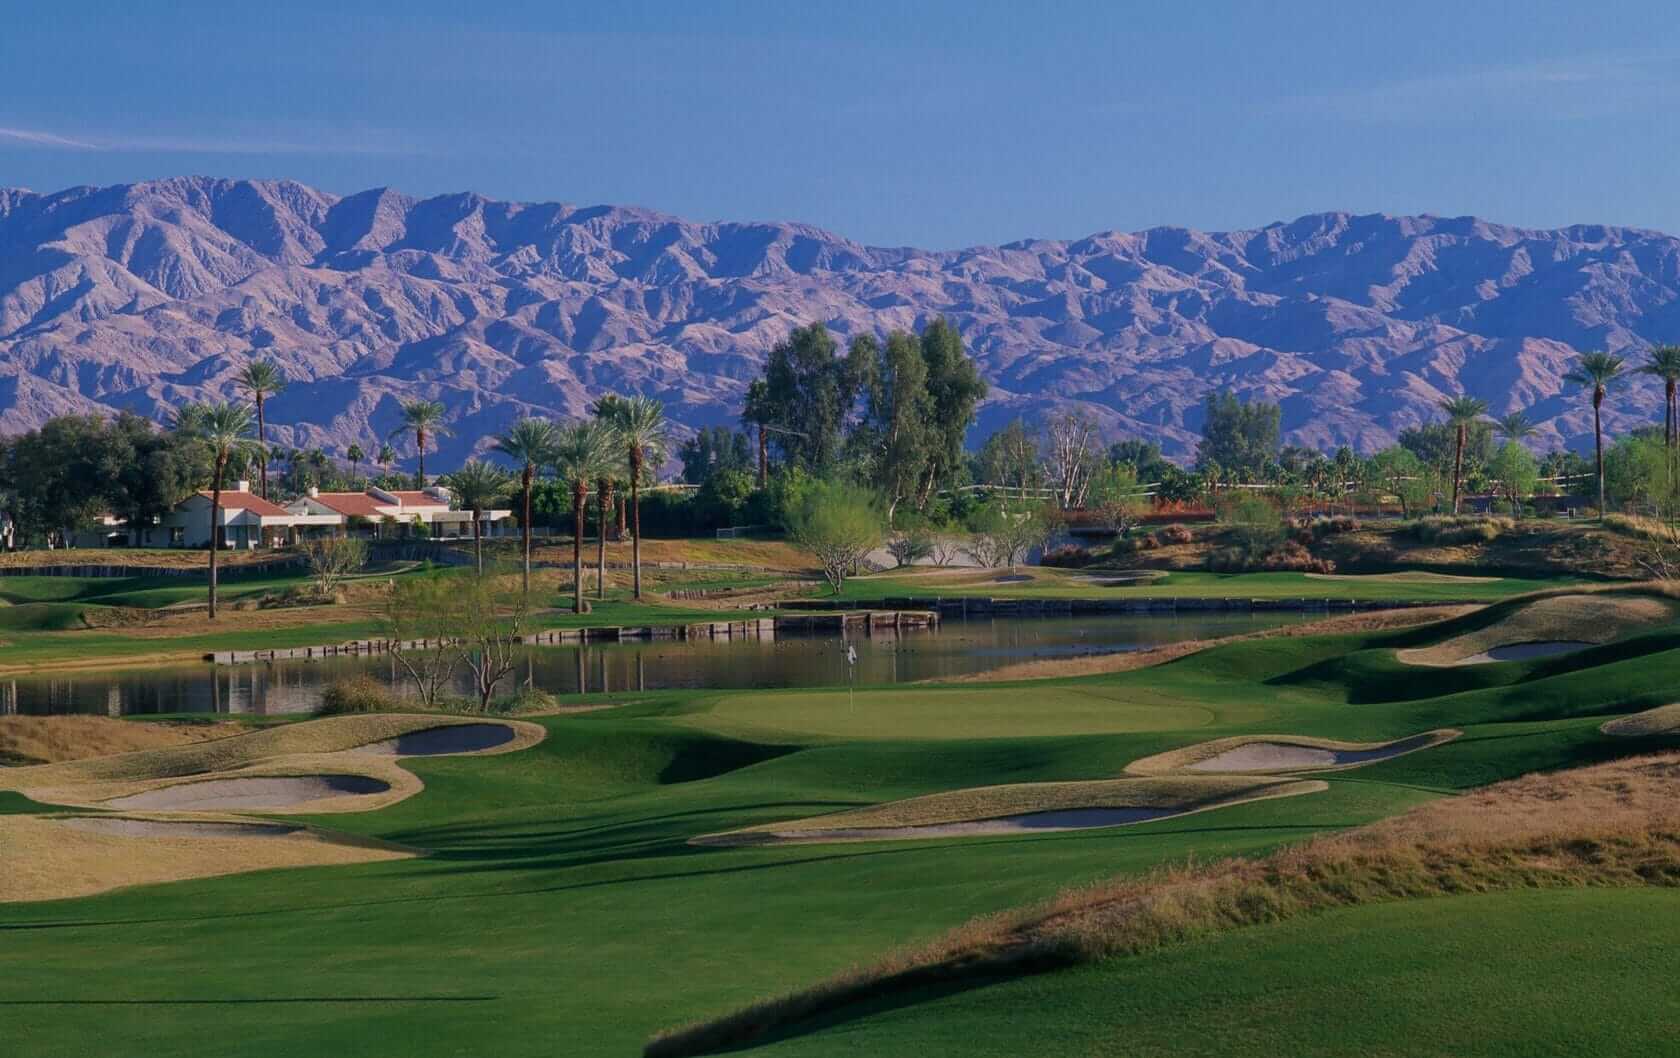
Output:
[[681, 685, 1220, 740]]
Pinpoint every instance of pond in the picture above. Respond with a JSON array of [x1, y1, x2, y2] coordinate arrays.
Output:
[[0, 612, 1311, 716]]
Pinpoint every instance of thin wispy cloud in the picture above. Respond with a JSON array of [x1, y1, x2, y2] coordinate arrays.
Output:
[[0, 124, 422, 156], [0, 126, 100, 149], [1262, 53, 1680, 123]]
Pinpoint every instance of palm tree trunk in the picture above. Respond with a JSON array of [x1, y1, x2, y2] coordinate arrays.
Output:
[[1452, 425, 1465, 515], [572, 482, 586, 614], [757, 425, 768, 486], [1594, 393, 1607, 518], [520, 464, 533, 596], [472, 507, 483, 574], [630, 448, 644, 600], [596, 483, 608, 601], [255, 396, 268, 501], [1668, 381, 1676, 448], [416, 428, 426, 490], [209, 454, 225, 620]]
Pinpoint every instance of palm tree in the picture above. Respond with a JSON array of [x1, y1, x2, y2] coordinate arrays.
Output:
[[346, 443, 365, 483], [493, 418, 559, 595], [446, 461, 513, 574], [551, 422, 615, 614], [1565, 351, 1627, 518], [389, 399, 449, 489], [596, 396, 669, 600], [595, 469, 617, 600], [1640, 345, 1680, 447], [174, 400, 258, 621], [237, 360, 286, 500], [1494, 411, 1536, 443], [377, 442, 396, 478], [1438, 396, 1489, 514]]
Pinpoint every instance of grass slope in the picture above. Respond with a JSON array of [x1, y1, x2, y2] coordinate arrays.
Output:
[[1, 595, 1678, 1056]]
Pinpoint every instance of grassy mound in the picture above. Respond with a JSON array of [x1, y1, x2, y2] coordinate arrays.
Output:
[[1602, 703, 1680, 738], [0, 715, 246, 766], [1396, 592, 1677, 666], [1124, 730, 1459, 775], [648, 752, 1680, 1057], [695, 776, 1323, 845]]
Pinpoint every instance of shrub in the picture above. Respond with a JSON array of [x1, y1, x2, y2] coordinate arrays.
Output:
[[317, 674, 404, 715], [1405, 515, 1513, 545], [1039, 545, 1094, 568], [1206, 539, 1334, 574], [1154, 524, 1194, 546]]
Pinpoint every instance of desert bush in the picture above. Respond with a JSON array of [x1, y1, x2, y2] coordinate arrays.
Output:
[[317, 674, 404, 715], [1405, 515, 1513, 545], [1154, 524, 1194, 546], [1604, 512, 1679, 544], [1039, 545, 1094, 568], [886, 526, 936, 568]]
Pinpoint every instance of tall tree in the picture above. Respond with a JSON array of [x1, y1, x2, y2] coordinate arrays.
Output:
[[493, 418, 558, 595], [854, 331, 930, 521], [978, 419, 1041, 499], [750, 323, 867, 473], [595, 396, 668, 600], [913, 318, 987, 507], [377, 442, 396, 476], [236, 360, 286, 500], [389, 399, 449, 489], [346, 443, 365, 482], [1640, 345, 1680, 447], [1195, 392, 1280, 476], [174, 401, 258, 621], [1565, 351, 1627, 518], [551, 422, 615, 614], [446, 461, 513, 575], [741, 379, 772, 486], [1438, 396, 1489, 514]]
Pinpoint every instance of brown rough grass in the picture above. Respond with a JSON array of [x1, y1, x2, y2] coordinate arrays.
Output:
[[947, 605, 1477, 683], [695, 776, 1323, 845], [648, 753, 1680, 1058], [0, 715, 246, 766], [0, 813, 414, 902], [0, 548, 283, 570]]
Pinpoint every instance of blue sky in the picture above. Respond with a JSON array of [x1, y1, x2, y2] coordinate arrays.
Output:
[[2, 1, 1676, 248]]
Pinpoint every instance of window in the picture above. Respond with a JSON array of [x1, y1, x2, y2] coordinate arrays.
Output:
[[170, 527, 184, 547]]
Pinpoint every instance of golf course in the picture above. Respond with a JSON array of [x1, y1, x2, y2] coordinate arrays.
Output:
[[3, 581, 1679, 1057]]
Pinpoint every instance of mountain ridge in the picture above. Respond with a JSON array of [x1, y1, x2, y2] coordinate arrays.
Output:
[[2, 175, 1677, 469]]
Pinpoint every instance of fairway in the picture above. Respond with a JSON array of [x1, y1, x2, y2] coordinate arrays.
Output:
[[2, 587, 1679, 1058], [682, 685, 1221, 740]]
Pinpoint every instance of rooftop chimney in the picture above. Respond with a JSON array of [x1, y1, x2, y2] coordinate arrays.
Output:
[[235, 480, 250, 493], [308, 486, 320, 498]]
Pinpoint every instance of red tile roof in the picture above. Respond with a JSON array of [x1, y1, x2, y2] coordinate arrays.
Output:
[[309, 492, 391, 517], [387, 490, 449, 507], [200, 491, 291, 517]]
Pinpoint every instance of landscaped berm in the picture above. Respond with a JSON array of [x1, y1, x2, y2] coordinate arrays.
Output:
[[5, 583, 1680, 1057]]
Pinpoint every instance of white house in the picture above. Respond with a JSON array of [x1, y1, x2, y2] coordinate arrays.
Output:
[[285, 485, 512, 540], [74, 482, 343, 549]]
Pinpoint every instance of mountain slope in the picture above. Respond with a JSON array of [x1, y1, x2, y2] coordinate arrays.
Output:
[[1, 176, 1677, 467]]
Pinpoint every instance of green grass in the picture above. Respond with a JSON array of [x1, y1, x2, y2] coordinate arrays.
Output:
[[834, 568, 1575, 603], [740, 888, 1680, 1058], [2, 601, 1679, 1056]]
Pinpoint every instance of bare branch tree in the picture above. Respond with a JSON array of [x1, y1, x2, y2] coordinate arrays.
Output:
[[1044, 412, 1098, 509]]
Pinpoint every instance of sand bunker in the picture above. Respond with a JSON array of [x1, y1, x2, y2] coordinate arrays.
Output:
[[1127, 730, 1459, 776], [0, 814, 412, 902], [354, 722, 517, 756], [1397, 593, 1675, 667], [1602, 703, 1680, 738], [695, 776, 1324, 846], [58, 817, 301, 839], [103, 774, 390, 811]]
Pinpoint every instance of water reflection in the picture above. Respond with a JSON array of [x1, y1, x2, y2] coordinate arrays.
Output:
[[1, 613, 1309, 716]]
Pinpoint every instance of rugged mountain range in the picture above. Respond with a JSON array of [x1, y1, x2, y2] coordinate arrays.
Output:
[[2, 176, 1679, 468]]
